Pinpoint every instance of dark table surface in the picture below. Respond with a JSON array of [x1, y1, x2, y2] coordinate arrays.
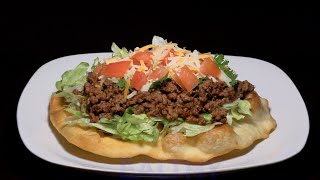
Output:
[[2, 10, 318, 179]]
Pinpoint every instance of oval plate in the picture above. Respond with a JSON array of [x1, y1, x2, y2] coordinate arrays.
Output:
[[17, 53, 309, 174]]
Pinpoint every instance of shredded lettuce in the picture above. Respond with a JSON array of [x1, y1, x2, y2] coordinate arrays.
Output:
[[55, 91, 80, 104], [55, 62, 89, 92], [55, 91, 88, 117], [65, 118, 118, 135], [152, 35, 168, 46], [90, 57, 100, 71], [201, 113, 212, 123], [223, 98, 240, 109], [170, 122, 222, 136], [111, 42, 129, 58], [150, 116, 182, 134], [54, 62, 90, 117], [117, 78, 126, 88], [223, 99, 252, 125], [64, 107, 83, 118], [99, 118, 112, 124], [238, 100, 252, 116], [116, 108, 160, 142], [231, 108, 245, 120], [225, 114, 234, 126], [64, 107, 160, 142]]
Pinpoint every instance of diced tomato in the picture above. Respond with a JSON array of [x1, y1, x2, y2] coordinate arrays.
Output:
[[161, 60, 171, 66], [176, 66, 199, 92], [131, 71, 148, 91], [132, 52, 152, 63], [131, 52, 153, 67], [100, 61, 131, 78], [94, 63, 103, 75], [161, 60, 168, 66], [200, 58, 221, 78], [170, 71, 184, 88], [148, 66, 169, 80]]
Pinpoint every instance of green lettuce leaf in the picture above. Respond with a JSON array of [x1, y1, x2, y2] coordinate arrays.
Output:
[[226, 113, 233, 126], [54, 62, 90, 118], [223, 99, 252, 125], [231, 107, 245, 120], [117, 107, 160, 142], [90, 57, 100, 71], [170, 122, 222, 136], [55, 91, 88, 117], [65, 118, 118, 135], [99, 118, 113, 124], [238, 100, 252, 116], [222, 99, 240, 109], [55, 91, 81, 104], [55, 62, 89, 92], [64, 107, 83, 118], [111, 42, 129, 58], [150, 116, 182, 134], [201, 113, 212, 123]]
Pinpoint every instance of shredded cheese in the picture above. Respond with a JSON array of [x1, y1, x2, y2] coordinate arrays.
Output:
[[108, 77, 119, 84], [139, 44, 156, 52], [123, 79, 131, 98], [173, 45, 190, 54], [152, 43, 175, 61], [138, 60, 148, 72], [198, 53, 213, 60], [174, 51, 184, 56], [166, 51, 200, 72], [208, 76, 218, 82], [124, 66, 137, 80], [141, 80, 154, 92], [127, 90, 137, 99]]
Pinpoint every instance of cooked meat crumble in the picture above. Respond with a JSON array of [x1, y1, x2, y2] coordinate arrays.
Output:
[[78, 72, 254, 125]]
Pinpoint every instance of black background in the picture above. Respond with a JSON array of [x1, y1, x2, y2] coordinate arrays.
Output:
[[1, 9, 318, 179]]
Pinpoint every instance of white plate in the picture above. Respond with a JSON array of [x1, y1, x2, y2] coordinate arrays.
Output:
[[17, 53, 309, 174]]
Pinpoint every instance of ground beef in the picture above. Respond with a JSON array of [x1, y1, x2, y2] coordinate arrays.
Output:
[[80, 72, 254, 124], [236, 80, 255, 98]]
